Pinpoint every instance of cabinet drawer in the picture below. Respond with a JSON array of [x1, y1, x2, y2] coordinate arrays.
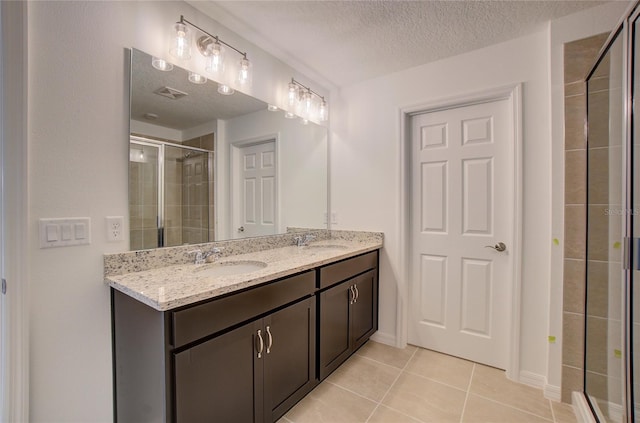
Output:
[[319, 251, 378, 290], [172, 270, 315, 348]]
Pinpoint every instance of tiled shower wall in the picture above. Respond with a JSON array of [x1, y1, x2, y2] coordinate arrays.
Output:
[[562, 32, 609, 403]]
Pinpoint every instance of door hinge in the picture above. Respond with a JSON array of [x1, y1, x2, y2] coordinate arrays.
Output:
[[1, 278, 6, 295]]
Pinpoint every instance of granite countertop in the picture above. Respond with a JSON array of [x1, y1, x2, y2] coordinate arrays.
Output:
[[105, 237, 382, 311]]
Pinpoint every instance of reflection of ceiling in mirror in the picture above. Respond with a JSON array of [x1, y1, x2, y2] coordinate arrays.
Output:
[[130, 49, 267, 130]]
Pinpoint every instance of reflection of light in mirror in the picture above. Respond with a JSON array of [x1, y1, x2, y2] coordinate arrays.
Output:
[[217, 84, 234, 95], [301, 118, 309, 125], [288, 81, 297, 106], [205, 40, 224, 74], [267, 104, 278, 112], [188, 72, 207, 84], [151, 57, 173, 72], [319, 100, 328, 122], [284, 111, 296, 119], [238, 57, 251, 86], [170, 22, 191, 60]]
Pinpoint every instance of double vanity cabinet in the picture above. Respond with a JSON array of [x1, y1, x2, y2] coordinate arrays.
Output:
[[110, 246, 379, 423]]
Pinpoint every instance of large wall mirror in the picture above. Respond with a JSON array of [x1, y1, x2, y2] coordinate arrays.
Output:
[[128, 48, 328, 250]]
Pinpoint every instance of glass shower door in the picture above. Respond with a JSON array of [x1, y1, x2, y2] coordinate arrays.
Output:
[[129, 142, 160, 250], [585, 27, 626, 422]]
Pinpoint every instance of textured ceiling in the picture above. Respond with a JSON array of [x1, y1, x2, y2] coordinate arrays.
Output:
[[190, 0, 609, 88]]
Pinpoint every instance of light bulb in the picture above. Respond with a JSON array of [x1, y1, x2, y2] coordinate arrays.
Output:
[[218, 84, 235, 95], [319, 100, 328, 122], [303, 90, 313, 117], [238, 57, 251, 85], [284, 111, 296, 119], [288, 82, 297, 106], [188, 72, 207, 84], [151, 57, 173, 72], [169, 22, 191, 60], [205, 40, 224, 74]]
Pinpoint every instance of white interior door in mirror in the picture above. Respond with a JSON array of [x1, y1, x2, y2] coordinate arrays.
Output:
[[233, 140, 277, 238], [408, 99, 513, 370]]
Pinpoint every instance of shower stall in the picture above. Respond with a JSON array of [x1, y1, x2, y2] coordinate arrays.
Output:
[[129, 136, 214, 250], [583, 2, 639, 421]]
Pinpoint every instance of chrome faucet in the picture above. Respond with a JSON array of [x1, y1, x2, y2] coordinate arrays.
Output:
[[189, 247, 222, 265], [293, 234, 317, 247]]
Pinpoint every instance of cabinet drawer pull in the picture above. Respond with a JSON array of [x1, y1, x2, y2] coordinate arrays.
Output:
[[266, 325, 273, 354], [353, 284, 359, 303], [349, 285, 356, 305], [256, 329, 264, 359]]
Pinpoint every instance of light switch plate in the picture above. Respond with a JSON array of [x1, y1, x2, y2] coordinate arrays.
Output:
[[39, 218, 91, 248]]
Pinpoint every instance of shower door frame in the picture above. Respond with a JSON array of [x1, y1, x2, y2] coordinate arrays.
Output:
[[129, 136, 214, 248], [583, 2, 639, 421]]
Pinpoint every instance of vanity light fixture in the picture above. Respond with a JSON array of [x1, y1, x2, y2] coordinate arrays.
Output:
[[217, 84, 235, 96], [287, 78, 328, 122], [151, 57, 173, 72], [188, 72, 207, 84], [170, 15, 252, 86]]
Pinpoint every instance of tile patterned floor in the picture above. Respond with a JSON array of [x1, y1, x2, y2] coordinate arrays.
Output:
[[278, 341, 578, 423]]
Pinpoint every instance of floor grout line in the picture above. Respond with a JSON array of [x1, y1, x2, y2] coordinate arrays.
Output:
[[459, 363, 476, 423], [470, 392, 555, 422], [364, 345, 420, 423]]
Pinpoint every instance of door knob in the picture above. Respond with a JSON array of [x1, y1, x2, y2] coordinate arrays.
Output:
[[238, 226, 245, 232], [485, 242, 507, 252]]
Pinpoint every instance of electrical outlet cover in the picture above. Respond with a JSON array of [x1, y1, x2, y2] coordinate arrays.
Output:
[[106, 216, 124, 242]]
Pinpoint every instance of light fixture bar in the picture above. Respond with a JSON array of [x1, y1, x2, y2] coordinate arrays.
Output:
[[289, 78, 325, 103], [178, 15, 248, 59]]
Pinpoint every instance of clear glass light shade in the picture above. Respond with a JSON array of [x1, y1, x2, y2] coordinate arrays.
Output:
[[288, 82, 297, 107], [303, 90, 313, 117], [188, 72, 207, 84], [284, 111, 296, 119], [319, 100, 328, 122], [205, 41, 225, 74], [237, 57, 251, 86], [151, 57, 173, 72], [218, 84, 235, 95], [169, 22, 192, 60]]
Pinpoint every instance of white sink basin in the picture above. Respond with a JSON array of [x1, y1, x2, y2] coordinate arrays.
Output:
[[194, 260, 267, 277]]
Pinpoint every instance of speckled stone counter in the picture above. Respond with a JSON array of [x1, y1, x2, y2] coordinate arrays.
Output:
[[104, 230, 383, 311]]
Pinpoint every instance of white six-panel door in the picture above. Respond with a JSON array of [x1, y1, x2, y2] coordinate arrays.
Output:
[[408, 99, 512, 369], [237, 141, 277, 238]]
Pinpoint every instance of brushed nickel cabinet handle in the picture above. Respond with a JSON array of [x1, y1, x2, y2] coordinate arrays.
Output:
[[266, 325, 273, 354], [353, 284, 359, 303], [349, 285, 356, 305], [256, 329, 264, 359]]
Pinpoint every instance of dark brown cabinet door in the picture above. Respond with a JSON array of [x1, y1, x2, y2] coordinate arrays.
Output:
[[263, 297, 316, 422], [173, 319, 264, 423], [318, 281, 352, 380], [351, 270, 378, 350]]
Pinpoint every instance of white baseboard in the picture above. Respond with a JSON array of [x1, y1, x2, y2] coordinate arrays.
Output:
[[369, 331, 397, 347], [573, 392, 597, 423], [544, 384, 561, 402], [518, 370, 546, 388]]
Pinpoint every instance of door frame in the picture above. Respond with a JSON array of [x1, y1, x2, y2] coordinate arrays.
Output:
[[229, 134, 280, 239], [397, 83, 523, 380]]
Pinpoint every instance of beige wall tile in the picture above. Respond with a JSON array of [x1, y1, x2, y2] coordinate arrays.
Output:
[[587, 90, 610, 149], [586, 147, 609, 205], [562, 312, 585, 369], [561, 365, 583, 403], [563, 259, 585, 314], [586, 260, 609, 318], [586, 205, 609, 262], [563, 33, 609, 84], [565, 205, 586, 259], [565, 82, 585, 97], [565, 149, 586, 205], [564, 95, 587, 151]]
